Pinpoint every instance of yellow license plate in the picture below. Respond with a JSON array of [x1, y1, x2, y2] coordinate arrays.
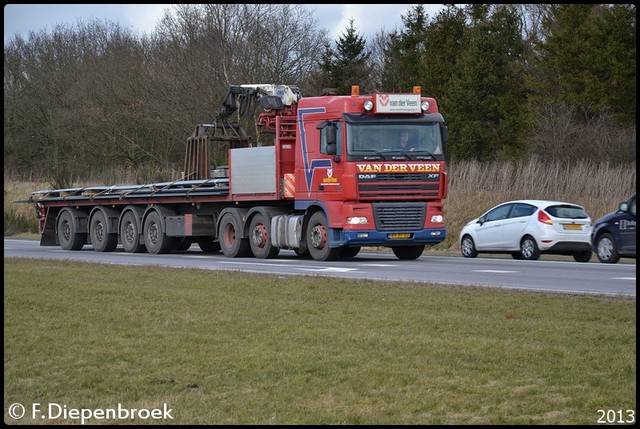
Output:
[[388, 233, 412, 239], [563, 224, 582, 230]]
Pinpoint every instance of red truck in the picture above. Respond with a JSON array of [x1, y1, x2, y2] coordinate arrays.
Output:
[[25, 84, 448, 261]]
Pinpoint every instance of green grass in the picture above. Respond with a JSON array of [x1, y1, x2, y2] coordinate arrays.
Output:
[[4, 258, 636, 424]]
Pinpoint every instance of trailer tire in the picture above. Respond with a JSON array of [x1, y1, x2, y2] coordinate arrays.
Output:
[[249, 213, 279, 259], [219, 213, 250, 258], [197, 238, 221, 253], [143, 210, 175, 254], [307, 211, 340, 261], [392, 245, 424, 260], [57, 209, 87, 250], [120, 211, 146, 253], [90, 210, 118, 252]]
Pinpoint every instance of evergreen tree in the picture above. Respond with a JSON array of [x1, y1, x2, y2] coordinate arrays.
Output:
[[323, 19, 372, 94], [445, 4, 528, 161]]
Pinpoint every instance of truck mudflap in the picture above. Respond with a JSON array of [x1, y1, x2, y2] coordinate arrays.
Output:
[[337, 228, 446, 247]]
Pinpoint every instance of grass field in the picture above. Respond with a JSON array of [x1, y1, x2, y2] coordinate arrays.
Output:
[[4, 258, 636, 425]]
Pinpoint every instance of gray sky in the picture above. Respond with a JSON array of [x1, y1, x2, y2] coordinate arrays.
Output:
[[4, 4, 447, 45]]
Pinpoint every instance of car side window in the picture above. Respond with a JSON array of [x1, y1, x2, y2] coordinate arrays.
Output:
[[485, 204, 513, 222], [629, 195, 636, 216], [511, 203, 535, 218]]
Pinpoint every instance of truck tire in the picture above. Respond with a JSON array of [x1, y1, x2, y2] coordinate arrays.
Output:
[[249, 213, 280, 259], [57, 209, 87, 250], [307, 211, 340, 261], [90, 210, 118, 252], [595, 233, 620, 263], [143, 210, 175, 254], [173, 237, 193, 252], [392, 245, 424, 260], [219, 212, 250, 258], [197, 238, 221, 253], [120, 211, 146, 253], [340, 246, 361, 258]]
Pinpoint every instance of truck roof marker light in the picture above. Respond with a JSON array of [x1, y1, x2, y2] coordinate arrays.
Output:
[[413, 86, 421, 94], [421, 101, 430, 112], [351, 85, 360, 97], [363, 100, 373, 111]]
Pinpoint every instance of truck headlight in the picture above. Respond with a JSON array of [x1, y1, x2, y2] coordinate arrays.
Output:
[[431, 215, 443, 223], [347, 216, 368, 225]]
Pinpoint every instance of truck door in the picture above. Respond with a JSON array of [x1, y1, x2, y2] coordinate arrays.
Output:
[[297, 119, 344, 202]]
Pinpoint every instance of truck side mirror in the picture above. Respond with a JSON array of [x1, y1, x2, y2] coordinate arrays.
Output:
[[440, 124, 448, 149], [326, 122, 337, 154]]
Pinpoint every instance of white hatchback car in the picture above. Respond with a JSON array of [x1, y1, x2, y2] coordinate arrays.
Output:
[[459, 200, 593, 262]]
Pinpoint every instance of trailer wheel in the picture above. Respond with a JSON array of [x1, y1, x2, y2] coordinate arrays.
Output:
[[249, 213, 280, 259], [120, 211, 146, 253], [392, 245, 424, 260], [143, 210, 174, 254], [57, 209, 86, 250], [197, 238, 221, 253], [307, 211, 340, 261], [90, 210, 118, 252], [219, 213, 250, 257]]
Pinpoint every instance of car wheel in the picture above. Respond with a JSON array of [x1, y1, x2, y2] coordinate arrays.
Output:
[[460, 235, 478, 258], [520, 236, 540, 260], [511, 252, 524, 260], [572, 251, 592, 263], [595, 233, 620, 264]]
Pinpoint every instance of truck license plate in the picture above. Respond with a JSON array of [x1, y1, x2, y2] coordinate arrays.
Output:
[[388, 233, 412, 239]]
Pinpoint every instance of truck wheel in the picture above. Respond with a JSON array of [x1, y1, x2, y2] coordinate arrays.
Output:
[[57, 209, 86, 250], [120, 211, 146, 253], [307, 211, 340, 261], [90, 210, 117, 252], [392, 245, 424, 260], [143, 210, 174, 254], [173, 237, 193, 252], [249, 213, 279, 259], [340, 246, 361, 258], [197, 238, 221, 253], [520, 236, 540, 260], [595, 233, 620, 263], [219, 213, 250, 257]]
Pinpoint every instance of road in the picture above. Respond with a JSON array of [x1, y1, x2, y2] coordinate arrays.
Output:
[[4, 239, 636, 298]]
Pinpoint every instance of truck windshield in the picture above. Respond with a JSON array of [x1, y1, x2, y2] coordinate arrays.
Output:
[[346, 123, 443, 161]]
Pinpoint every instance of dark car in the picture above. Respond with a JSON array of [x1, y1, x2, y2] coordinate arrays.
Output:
[[591, 193, 636, 263]]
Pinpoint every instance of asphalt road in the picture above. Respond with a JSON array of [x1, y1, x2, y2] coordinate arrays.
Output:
[[4, 238, 636, 298]]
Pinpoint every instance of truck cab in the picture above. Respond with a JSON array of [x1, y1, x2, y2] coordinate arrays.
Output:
[[591, 193, 636, 263]]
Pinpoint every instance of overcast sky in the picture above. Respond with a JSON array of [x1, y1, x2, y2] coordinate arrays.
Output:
[[4, 4, 447, 45]]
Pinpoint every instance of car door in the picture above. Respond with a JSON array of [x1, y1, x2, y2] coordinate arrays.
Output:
[[619, 194, 636, 252], [501, 203, 536, 250], [474, 203, 514, 250]]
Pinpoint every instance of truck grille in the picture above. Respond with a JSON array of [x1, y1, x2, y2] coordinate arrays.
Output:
[[357, 172, 440, 200], [373, 202, 426, 231]]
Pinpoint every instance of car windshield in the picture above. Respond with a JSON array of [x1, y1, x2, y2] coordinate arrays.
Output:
[[544, 205, 588, 219]]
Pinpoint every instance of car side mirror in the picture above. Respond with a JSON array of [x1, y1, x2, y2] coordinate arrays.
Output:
[[619, 202, 628, 212]]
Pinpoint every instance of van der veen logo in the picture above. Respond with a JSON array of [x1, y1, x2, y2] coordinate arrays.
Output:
[[356, 163, 441, 173], [378, 94, 389, 106]]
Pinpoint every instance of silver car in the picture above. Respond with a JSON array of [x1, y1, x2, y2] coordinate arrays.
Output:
[[459, 200, 593, 262]]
